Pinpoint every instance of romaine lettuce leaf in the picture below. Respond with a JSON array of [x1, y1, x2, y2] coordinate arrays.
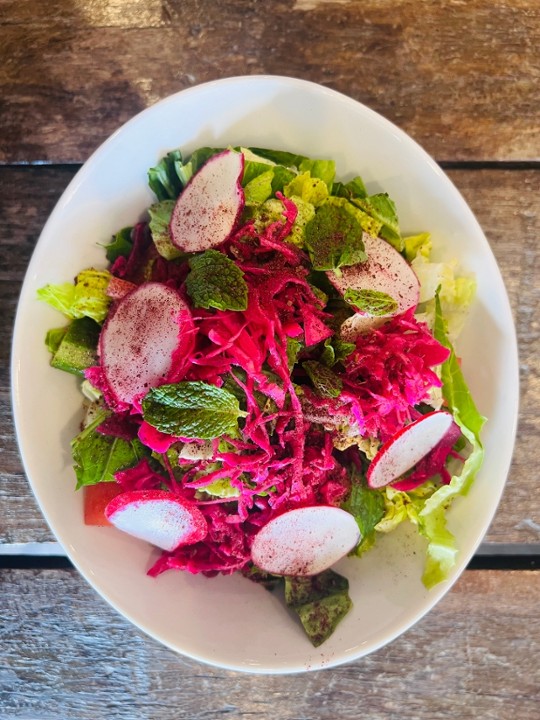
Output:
[[354, 193, 403, 250], [148, 200, 183, 260], [417, 292, 486, 587], [71, 412, 148, 489], [37, 268, 112, 323]]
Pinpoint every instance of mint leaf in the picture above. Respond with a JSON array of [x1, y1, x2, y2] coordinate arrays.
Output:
[[71, 413, 148, 489], [304, 202, 367, 271], [320, 336, 356, 368], [284, 570, 352, 647], [185, 250, 248, 311], [344, 288, 398, 316], [341, 477, 385, 556], [302, 360, 343, 398], [286, 337, 303, 370], [142, 381, 247, 439]]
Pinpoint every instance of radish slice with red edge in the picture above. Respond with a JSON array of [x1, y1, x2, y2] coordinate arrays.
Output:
[[100, 282, 192, 407], [251, 506, 360, 577], [105, 490, 208, 552], [169, 149, 244, 253], [367, 410, 455, 489], [328, 233, 420, 339]]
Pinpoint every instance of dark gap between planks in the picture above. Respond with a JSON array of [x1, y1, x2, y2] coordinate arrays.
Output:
[[0, 554, 538, 571], [1, 160, 540, 171]]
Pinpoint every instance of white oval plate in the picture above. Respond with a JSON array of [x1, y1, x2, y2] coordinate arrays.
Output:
[[11, 76, 518, 673]]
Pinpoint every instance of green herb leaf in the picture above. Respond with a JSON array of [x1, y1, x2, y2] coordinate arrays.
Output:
[[284, 570, 352, 647], [104, 227, 133, 263], [142, 381, 247, 440], [343, 288, 398, 316], [185, 250, 248, 311], [286, 337, 303, 370], [341, 476, 385, 556], [71, 413, 148, 489], [302, 360, 343, 398], [304, 202, 367, 271]]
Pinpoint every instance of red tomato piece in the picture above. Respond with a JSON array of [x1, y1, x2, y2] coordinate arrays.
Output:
[[83, 483, 124, 526]]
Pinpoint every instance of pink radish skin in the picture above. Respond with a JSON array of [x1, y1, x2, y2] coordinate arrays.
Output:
[[327, 234, 420, 339], [367, 411, 455, 489], [169, 149, 244, 253], [105, 490, 208, 552], [251, 506, 361, 577], [100, 282, 193, 408]]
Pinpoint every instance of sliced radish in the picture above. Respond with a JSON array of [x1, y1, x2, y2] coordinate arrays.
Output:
[[100, 282, 193, 407], [251, 506, 360, 577], [367, 411, 455, 489], [105, 490, 207, 552], [327, 234, 420, 339], [169, 149, 244, 253]]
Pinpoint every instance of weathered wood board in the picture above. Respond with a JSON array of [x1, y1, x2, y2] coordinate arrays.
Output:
[[1, 0, 539, 163]]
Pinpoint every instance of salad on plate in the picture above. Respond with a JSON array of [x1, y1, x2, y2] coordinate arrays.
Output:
[[38, 145, 485, 646]]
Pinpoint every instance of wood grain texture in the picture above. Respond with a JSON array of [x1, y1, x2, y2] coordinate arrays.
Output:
[[0, 568, 538, 719], [0, 165, 538, 544], [1, 0, 539, 163]]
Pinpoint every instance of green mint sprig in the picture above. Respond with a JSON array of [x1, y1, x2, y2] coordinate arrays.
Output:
[[343, 288, 398, 316], [142, 381, 247, 440]]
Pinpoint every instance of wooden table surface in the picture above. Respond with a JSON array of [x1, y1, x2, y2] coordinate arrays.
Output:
[[1, 1, 539, 718]]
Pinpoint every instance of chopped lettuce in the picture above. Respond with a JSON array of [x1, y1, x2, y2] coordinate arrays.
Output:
[[353, 193, 403, 250], [148, 200, 183, 260], [373, 293, 485, 587], [404, 232, 432, 262], [244, 169, 274, 205], [418, 293, 485, 586], [412, 254, 477, 340], [71, 412, 148, 489], [37, 268, 112, 323], [284, 171, 328, 207]]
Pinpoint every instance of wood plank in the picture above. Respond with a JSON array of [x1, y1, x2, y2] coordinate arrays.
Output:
[[1, 0, 539, 163], [0, 568, 538, 718], [0, 166, 538, 544]]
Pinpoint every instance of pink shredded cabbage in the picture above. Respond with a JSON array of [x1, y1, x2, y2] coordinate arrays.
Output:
[[87, 193, 457, 578]]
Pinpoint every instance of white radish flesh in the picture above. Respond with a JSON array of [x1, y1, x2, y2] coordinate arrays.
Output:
[[105, 490, 207, 551], [169, 149, 244, 253], [367, 411, 455, 489], [100, 282, 191, 406], [251, 506, 361, 576], [328, 234, 420, 338]]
